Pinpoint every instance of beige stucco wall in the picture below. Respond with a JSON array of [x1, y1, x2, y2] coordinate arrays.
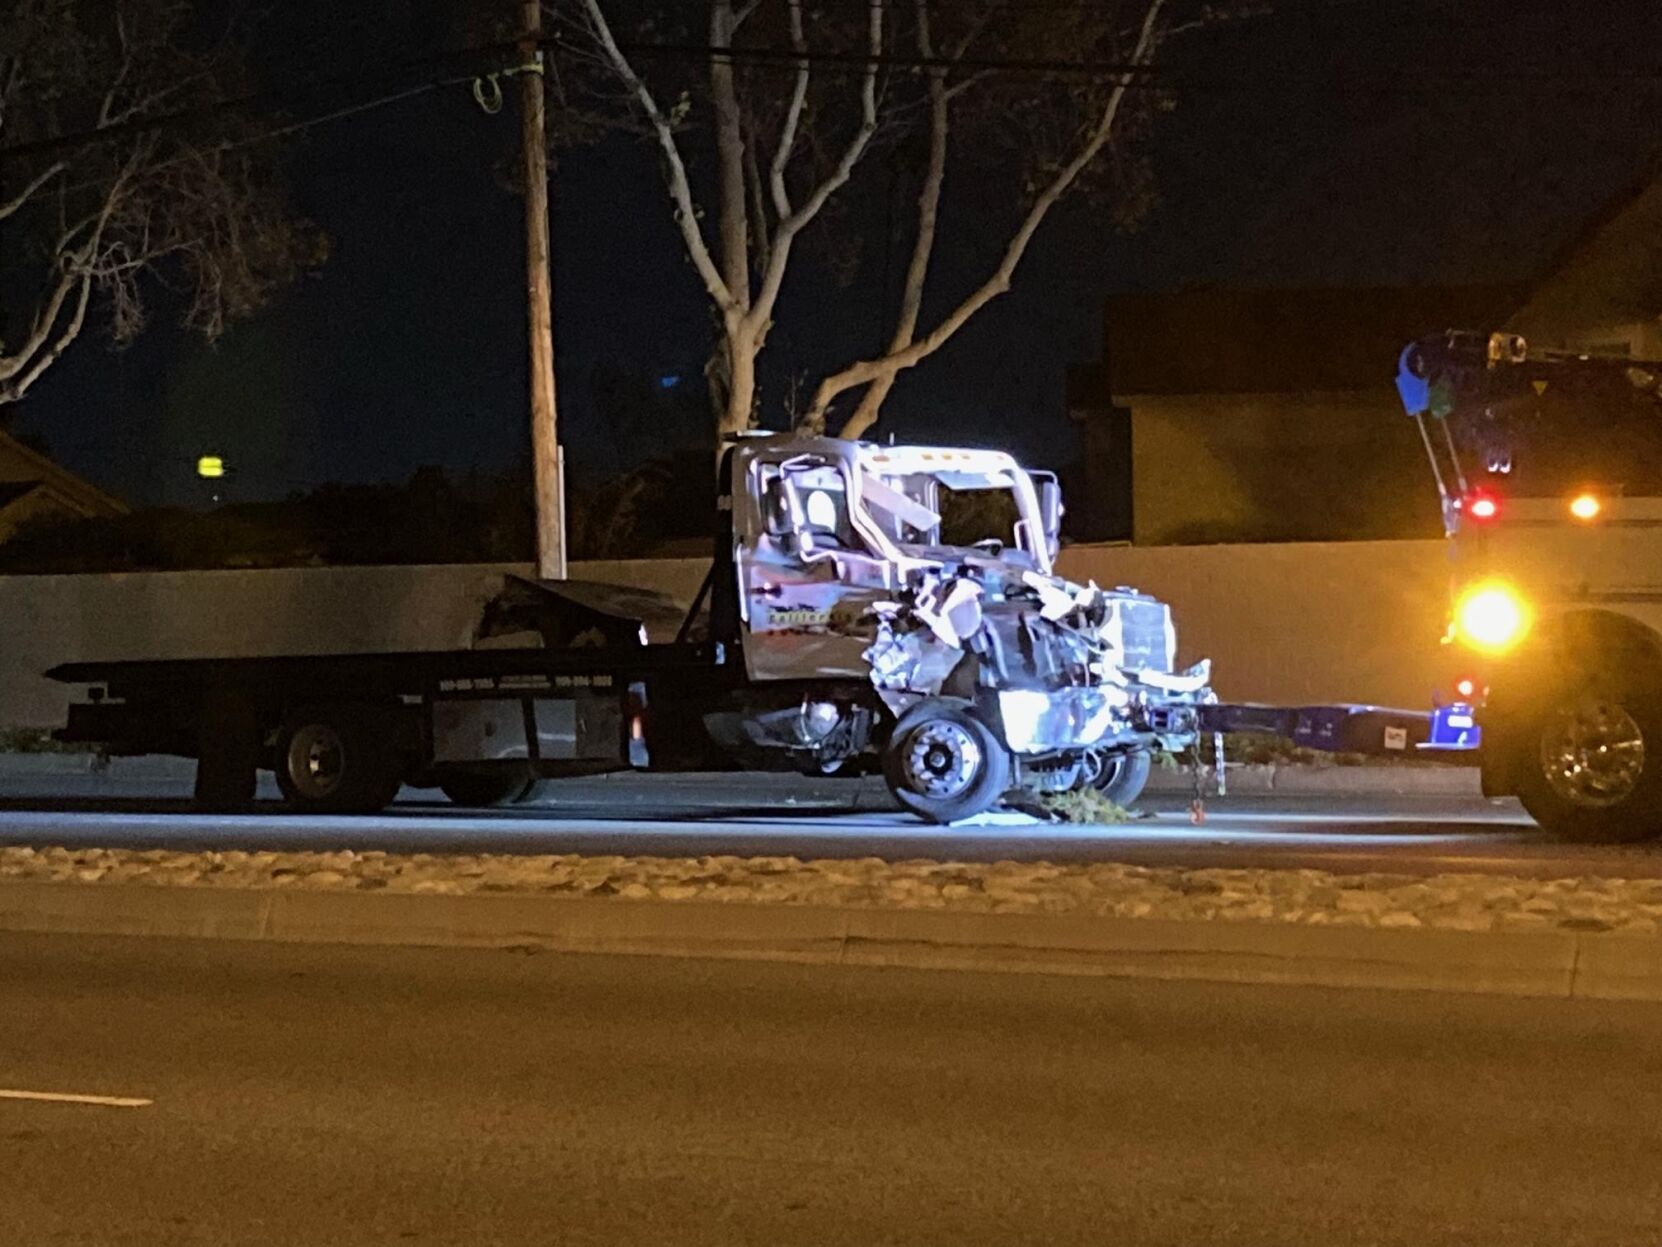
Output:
[[1, 545, 1452, 730], [0, 560, 710, 728], [1057, 540, 1452, 710], [1126, 391, 1440, 546]]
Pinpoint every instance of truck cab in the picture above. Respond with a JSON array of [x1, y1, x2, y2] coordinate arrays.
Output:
[[713, 435, 1211, 820], [1397, 331, 1662, 841]]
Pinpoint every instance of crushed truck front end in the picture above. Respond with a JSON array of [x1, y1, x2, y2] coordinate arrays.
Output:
[[726, 435, 1211, 821]]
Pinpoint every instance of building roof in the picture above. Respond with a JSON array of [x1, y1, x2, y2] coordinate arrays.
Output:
[[0, 429, 127, 519], [1105, 284, 1527, 396], [0, 480, 42, 510]]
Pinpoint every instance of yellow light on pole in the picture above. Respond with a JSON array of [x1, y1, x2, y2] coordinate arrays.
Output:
[[1453, 580, 1531, 654], [1569, 492, 1601, 521], [197, 455, 225, 480]]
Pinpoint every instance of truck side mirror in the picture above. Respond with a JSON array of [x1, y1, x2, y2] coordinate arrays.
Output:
[[1033, 474, 1064, 556]]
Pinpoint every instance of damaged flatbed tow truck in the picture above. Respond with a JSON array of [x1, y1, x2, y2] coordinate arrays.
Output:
[[48, 434, 1460, 823]]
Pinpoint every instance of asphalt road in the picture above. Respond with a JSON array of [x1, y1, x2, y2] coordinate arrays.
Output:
[[5, 932, 1662, 1246], [4, 767, 1662, 877]]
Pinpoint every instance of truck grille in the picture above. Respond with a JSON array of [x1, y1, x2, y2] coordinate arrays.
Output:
[[1112, 596, 1173, 672]]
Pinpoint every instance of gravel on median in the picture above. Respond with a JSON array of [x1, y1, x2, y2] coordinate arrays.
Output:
[[4, 845, 1662, 936]]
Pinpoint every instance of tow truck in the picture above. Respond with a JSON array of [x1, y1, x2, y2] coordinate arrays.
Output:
[[1396, 330, 1662, 842], [48, 433, 1441, 823]]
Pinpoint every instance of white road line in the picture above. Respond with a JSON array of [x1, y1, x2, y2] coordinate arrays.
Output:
[[0, 1088, 152, 1108]]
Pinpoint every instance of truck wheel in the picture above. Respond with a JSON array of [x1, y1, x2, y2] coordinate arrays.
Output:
[[193, 688, 259, 812], [1090, 749, 1152, 807], [275, 705, 403, 814], [882, 700, 1010, 824], [439, 772, 533, 808], [1514, 680, 1662, 843]]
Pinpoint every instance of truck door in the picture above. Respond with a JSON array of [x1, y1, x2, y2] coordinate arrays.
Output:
[[740, 456, 892, 682]]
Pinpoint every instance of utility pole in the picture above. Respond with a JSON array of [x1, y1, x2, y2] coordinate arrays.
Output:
[[520, 0, 566, 578]]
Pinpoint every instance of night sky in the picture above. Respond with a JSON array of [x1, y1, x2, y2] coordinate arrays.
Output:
[[14, 0, 1662, 508]]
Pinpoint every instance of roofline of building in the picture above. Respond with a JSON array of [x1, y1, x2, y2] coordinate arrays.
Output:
[[0, 428, 129, 517], [1521, 145, 1662, 306]]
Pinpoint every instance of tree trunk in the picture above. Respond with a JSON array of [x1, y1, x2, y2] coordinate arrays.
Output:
[[710, 1, 752, 312], [720, 323, 758, 437], [837, 372, 895, 443]]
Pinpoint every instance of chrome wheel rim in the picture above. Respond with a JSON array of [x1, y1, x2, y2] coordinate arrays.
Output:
[[1087, 751, 1129, 791], [1539, 701, 1645, 809], [902, 722, 982, 799], [286, 723, 346, 800]]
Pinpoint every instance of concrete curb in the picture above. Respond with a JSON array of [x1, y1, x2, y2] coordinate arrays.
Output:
[[0, 753, 195, 779], [1144, 762, 1480, 797], [0, 751, 1482, 797], [2, 881, 1656, 1001]]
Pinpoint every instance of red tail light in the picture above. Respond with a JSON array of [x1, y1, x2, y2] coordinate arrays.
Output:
[[1464, 490, 1499, 522]]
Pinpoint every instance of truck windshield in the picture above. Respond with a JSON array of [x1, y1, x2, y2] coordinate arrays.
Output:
[[862, 471, 1040, 566]]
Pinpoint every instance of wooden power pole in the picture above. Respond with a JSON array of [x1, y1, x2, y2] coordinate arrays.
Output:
[[520, 0, 566, 578]]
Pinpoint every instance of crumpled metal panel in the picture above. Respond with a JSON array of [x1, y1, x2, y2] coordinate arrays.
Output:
[[997, 687, 1126, 753], [860, 559, 1211, 754], [865, 616, 962, 696]]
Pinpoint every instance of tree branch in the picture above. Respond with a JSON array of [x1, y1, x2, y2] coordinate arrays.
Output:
[[768, 0, 811, 221], [811, 0, 1167, 430], [0, 150, 131, 385], [834, 0, 947, 438], [747, 0, 884, 330], [578, 0, 737, 312], [0, 161, 67, 222], [0, 268, 93, 405]]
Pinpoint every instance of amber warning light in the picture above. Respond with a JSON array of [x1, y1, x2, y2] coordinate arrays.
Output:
[[1569, 493, 1602, 521]]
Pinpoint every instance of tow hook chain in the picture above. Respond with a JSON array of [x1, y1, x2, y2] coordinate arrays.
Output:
[[1188, 731, 1227, 825], [1189, 747, 1207, 825]]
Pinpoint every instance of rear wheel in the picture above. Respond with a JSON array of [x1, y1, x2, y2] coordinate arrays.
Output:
[[193, 688, 258, 812], [275, 705, 403, 814], [1513, 674, 1662, 843], [438, 771, 534, 808], [1087, 749, 1152, 808], [882, 699, 1010, 824]]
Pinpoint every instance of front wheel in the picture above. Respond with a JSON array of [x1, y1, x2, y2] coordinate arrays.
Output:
[[1513, 679, 1662, 843], [882, 699, 1010, 825]]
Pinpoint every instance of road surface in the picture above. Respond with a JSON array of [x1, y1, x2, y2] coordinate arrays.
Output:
[[3, 768, 1662, 876], [4, 931, 1661, 1245]]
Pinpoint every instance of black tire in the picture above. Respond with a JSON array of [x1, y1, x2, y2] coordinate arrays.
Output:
[[274, 704, 403, 814], [882, 699, 1010, 824], [193, 688, 259, 812], [516, 778, 560, 805], [1090, 749, 1152, 808], [438, 771, 534, 808], [1512, 670, 1662, 844]]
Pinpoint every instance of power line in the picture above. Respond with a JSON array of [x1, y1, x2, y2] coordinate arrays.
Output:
[[5, 30, 1659, 167]]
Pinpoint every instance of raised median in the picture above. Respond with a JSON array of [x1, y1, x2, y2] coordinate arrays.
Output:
[[3, 842, 1659, 1001]]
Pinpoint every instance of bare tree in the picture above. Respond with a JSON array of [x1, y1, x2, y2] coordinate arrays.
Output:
[[805, 0, 1171, 438], [570, 0, 887, 440], [0, 0, 310, 411]]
